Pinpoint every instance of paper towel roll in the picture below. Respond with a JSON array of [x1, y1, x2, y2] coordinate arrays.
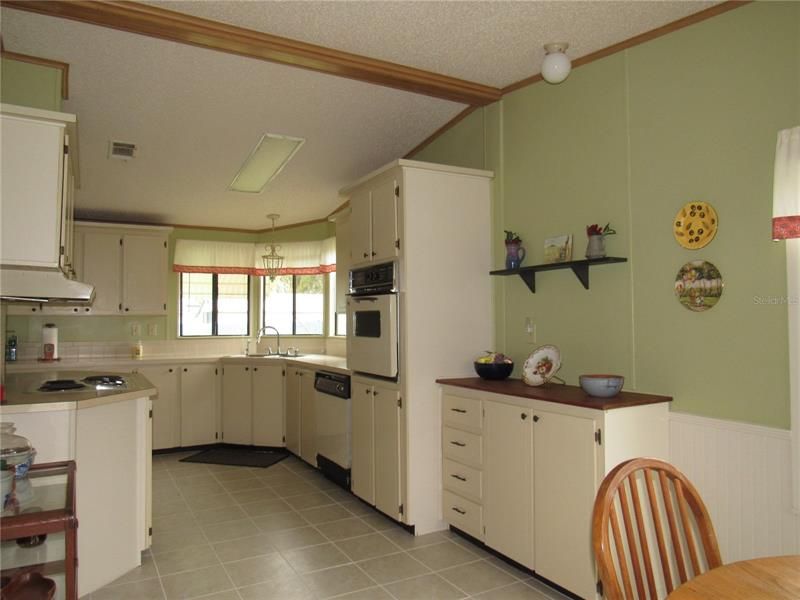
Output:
[[42, 323, 58, 360]]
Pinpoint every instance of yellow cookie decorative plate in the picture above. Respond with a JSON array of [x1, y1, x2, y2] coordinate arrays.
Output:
[[673, 202, 718, 249]]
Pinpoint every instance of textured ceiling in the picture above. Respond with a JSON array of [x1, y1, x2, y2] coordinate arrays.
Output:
[[1, 1, 719, 230]]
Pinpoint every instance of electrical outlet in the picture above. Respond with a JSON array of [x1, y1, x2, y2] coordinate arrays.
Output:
[[147, 323, 158, 336], [131, 323, 141, 337], [524, 317, 536, 343]]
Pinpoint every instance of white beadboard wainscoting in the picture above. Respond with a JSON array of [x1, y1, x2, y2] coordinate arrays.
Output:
[[669, 411, 800, 561]]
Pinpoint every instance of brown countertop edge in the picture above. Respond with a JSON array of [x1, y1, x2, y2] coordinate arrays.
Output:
[[436, 378, 672, 410]]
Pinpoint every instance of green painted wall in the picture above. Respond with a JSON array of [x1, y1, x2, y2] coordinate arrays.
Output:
[[6, 221, 335, 343], [412, 109, 486, 170], [0, 58, 62, 111], [413, 2, 798, 429]]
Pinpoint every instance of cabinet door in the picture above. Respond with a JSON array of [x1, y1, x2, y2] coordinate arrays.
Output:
[[222, 365, 252, 444], [252, 365, 284, 447], [370, 177, 399, 263], [349, 188, 372, 265], [533, 410, 598, 600], [284, 368, 302, 455], [138, 365, 180, 450], [374, 384, 401, 519], [299, 369, 317, 466], [59, 136, 75, 274], [122, 233, 168, 314], [79, 230, 122, 314], [180, 364, 218, 446], [483, 401, 533, 568], [0, 114, 64, 268], [351, 380, 374, 504]]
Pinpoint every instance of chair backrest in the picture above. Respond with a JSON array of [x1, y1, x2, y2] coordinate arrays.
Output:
[[591, 457, 722, 600]]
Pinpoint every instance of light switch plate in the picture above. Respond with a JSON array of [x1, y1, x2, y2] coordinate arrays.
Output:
[[131, 323, 141, 337], [147, 323, 158, 336]]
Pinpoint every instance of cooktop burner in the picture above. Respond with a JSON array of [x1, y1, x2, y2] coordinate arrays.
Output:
[[82, 375, 125, 387], [38, 379, 86, 392]]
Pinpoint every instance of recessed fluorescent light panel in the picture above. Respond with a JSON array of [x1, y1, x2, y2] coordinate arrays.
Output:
[[229, 133, 305, 193]]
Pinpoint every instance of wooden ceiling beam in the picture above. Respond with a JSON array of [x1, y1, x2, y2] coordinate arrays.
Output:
[[2, 0, 502, 106]]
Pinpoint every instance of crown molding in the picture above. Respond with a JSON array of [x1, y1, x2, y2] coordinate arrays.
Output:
[[2, 0, 501, 106]]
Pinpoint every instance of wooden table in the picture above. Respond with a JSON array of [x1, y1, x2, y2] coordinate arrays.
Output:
[[668, 556, 800, 599]]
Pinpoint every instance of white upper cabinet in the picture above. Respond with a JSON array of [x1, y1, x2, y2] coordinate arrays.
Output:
[[74, 222, 171, 315], [348, 174, 399, 267], [122, 232, 168, 314], [0, 105, 77, 270], [80, 230, 123, 314]]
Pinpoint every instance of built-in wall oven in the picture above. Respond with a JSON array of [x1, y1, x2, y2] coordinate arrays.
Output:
[[346, 262, 398, 379]]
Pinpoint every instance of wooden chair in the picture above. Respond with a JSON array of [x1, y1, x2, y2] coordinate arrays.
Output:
[[591, 458, 722, 600]]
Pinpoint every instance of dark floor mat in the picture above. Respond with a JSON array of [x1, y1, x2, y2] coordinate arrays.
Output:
[[180, 447, 289, 469]]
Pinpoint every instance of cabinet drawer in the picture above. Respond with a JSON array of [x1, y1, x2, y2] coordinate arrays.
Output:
[[443, 490, 483, 540], [443, 459, 482, 502], [442, 394, 481, 431], [443, 427, 482, 468]]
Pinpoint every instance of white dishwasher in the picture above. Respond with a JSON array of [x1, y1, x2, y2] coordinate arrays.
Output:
[[313, 371, 351, 489]]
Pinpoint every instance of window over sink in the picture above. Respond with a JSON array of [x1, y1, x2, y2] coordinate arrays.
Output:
[[179, 273, 250, 336]]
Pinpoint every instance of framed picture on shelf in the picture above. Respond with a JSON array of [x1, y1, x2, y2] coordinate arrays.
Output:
[[543, 234, 573, 264]]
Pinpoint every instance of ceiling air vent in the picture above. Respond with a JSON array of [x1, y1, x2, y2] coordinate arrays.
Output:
[[109, 140, 137, 160]]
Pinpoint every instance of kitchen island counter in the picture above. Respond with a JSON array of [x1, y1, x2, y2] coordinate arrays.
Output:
[[2, 370, 156, 413]]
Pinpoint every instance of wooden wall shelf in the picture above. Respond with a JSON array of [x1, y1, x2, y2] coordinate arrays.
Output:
[[490, 257, 627, 292]]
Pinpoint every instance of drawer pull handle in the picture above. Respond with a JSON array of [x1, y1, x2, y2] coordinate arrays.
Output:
[[450, 474, 467, 482], [449, 441, 466, 447], [450, 408, 467, 414], [451, 507, 467, 515]]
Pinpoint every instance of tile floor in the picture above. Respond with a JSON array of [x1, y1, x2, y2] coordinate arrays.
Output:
[[87, 452, 572, 600]]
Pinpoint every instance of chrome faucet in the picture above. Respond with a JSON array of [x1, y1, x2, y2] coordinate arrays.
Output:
[[257, 325, 281, 356]]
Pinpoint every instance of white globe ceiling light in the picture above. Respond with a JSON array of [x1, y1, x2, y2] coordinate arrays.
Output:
[[542, 43, 572, 84]]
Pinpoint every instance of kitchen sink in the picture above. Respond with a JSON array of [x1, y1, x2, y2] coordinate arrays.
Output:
[[242, 353, 304, 358]]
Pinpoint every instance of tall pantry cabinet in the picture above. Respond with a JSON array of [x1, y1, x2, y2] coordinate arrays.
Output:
[[341, 159, 494, 534]]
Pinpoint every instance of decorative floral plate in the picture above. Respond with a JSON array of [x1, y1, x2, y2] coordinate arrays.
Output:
[[674, 260, 723, 312], [673, 201, 718, 249], [522, 344, 562, 386]]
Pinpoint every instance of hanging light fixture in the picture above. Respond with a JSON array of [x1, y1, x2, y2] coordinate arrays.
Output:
[[262, 213, 284, 280], [542, 43, 572, 84]]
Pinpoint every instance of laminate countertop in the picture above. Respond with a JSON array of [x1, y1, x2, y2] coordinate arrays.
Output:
[[437, 377, 671, 410], [1, 370, 157, 413]]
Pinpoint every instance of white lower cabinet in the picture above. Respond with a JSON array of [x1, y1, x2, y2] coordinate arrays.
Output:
[[252, 364, 285, 447], [180, 364, 219, 446], [440, 385, 669, 600], [285, 367, 315, 463], [138, 365, 180, 450], [483, 401, 534, 567], [135, 363, 219, 449], [352, 377, 402, 519], [222, 364, 253, 444]]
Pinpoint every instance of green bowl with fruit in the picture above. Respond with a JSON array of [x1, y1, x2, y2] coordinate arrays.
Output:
[[474, 352, 513, 380]]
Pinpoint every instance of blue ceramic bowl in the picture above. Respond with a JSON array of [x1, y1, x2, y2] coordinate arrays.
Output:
[[474, 362, 513, 380], [579, 374, 624, 398]]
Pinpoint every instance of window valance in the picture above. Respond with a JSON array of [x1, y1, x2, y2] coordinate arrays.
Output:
[[173, 238, 336, 275]]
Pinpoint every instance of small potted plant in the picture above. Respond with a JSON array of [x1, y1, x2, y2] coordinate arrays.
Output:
[[585, 223, 616, 259], [504, 230, 526, 269]]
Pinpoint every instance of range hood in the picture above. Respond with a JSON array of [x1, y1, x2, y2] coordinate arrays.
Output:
[[0, 267, 95, 303]]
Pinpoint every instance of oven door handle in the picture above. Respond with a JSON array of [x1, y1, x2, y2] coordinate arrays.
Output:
[[351, 297, 379, 303]]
